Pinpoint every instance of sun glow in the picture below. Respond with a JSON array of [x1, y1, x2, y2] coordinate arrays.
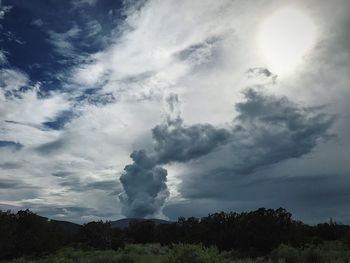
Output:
[[258, 7, 317, 75]]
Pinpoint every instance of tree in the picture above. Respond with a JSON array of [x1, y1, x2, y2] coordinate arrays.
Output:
[[77, 221, 113, 250], [126, 220, 156, 244]]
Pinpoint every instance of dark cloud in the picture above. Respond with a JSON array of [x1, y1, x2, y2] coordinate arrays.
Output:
[[0, 140, 23, 150], [119, 150, 168, 218], [230, 88, 335, 174], [42, 110, 75, 130], [152, 118, 231, 164], [58, 176, 118, 194], [119, 117, 230, 217], [51, 171, 73, 178], [0, 162, 21, 169], [163, 199, 261, 221], [165, 93, 180, 114], [247, 67, 276, 78], [246, 67, 277, 85], [154, 88, 334, 176], [0, 179, 36, 189], [119, 93, 232, 218], [85, 180, 119, 191], [119, 87, 335, 218], [16, 203, 98, 223], [35, 138, 65, 155], [164, 174, 350, 224], [178, 88, 335, 201]]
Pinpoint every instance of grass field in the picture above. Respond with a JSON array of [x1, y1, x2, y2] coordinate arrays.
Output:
[[4, 242, 350, 263]]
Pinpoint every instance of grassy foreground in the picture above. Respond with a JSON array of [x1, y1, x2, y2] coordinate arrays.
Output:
[[4, 242, 350, 263]]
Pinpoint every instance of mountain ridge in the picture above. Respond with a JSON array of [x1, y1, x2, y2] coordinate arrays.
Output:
[[39, 215, 172, 230]]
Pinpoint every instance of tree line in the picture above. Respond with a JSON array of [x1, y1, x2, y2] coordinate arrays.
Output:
[[1, 208, 350, 260]]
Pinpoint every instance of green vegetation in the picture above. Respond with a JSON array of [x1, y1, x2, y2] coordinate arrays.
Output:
[[3, 242, 350, 263], [4, 244, 229, 263], [270, 242, 350, 263]]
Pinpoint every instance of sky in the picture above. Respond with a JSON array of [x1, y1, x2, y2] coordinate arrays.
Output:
[[0, 0, 349, 224]]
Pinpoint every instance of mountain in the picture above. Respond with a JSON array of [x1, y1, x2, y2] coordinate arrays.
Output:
[[39, 213, 171, 230], [48, 219, 81, 232], [110, 218, 172, 229], [35, 214, 81, 232]]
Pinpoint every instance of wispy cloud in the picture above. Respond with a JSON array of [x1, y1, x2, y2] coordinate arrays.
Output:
[[0, 0, 11, 20], [71, 0, 98, 9], [0, 50, 7, 65], [47, 25, 81, 58], [31, 18, 44, 27]]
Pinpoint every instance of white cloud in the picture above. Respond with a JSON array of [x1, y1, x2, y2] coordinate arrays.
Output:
[[70, 0, 236, 93], [0, 68, 71, 148], [0, 50, 7, 65], [0, 1, 12, 64], [31, 19, 44, 27], [0, 68, 29, 91], [86, 20, 102, 37], [0, 87, 70, 126], [0, 0, 11, 20], [71, 0, 98, 8], [47, 25, 81, 57]]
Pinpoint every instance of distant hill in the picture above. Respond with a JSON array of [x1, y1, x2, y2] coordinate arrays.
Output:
[[39, 214, 171, 230], [49, 219, 81, 232], [35, 214, 81, 232], [110, 218, 172, 229]]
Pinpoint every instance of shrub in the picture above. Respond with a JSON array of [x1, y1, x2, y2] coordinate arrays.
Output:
[[167, 244, 229, 263], [270, 244, 300, 263], [302, 247, 324, 263], [115, 254, 135, 263]]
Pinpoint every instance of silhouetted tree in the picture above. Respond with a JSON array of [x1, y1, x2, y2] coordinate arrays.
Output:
[[77, 221, 113, 250], [111, 227, 125, 250], [0, 210, 16, 259], [155, 222, 179, 245], [126, 220, 156, 244]]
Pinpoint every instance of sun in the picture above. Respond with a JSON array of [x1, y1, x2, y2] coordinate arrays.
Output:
[[258, 6, 317, 75]]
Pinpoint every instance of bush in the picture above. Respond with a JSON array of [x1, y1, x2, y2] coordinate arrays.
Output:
[[115, 254, 135, 263], [167, 244, 230, 263], [5, 241, 350, 263], [270, 242, 350, 263], [270, 244, 300, 263], [302, 247, 324, 263]]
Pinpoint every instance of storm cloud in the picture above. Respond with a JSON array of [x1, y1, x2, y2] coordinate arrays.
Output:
[[119, 93, 233, 217], [229, 88, 335, 174], [152, 118, 231, 164], [119, 87, 335, 217], [119, 115, 231, 217], [119, 150, 168, 218], [0, 140, 23, 151]]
